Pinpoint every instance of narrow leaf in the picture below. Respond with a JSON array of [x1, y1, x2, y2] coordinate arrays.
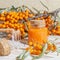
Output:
[[16, 50, 28, 60], [32, 7, 40, 14], [24, 22, 28, 32], [23, 5, 35, 14], [40, 1, 49, 11]]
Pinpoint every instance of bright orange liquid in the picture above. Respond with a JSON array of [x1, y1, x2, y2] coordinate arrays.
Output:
[[28, 27, 48, 45]]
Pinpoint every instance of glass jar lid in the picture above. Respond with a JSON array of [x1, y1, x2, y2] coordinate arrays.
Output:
[[30, 20, 46, 28]]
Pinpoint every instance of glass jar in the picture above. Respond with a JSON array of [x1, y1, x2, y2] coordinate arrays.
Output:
[[28, 20, 48, 45]]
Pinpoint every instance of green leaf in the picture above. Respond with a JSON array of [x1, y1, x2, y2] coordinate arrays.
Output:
[[21, 50, 28, 59], [10, 5, 17, 11], [16, 50, 28, 60], [0, 8, 6, 10], [20, 6, 25, 12], [57, 47, 60, 53], [16, 7, 21, 12], [32, 57, 35, 60], [22, 5, 26, 11], [16, 54, 21, 60], [56, 16, 60, 26], [0, 10, 3, 13], [56, 47, 60, 56]]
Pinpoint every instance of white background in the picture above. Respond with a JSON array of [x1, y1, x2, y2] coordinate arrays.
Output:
[[0, 0, 60, 12]]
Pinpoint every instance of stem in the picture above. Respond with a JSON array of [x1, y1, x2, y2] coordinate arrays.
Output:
[[32, 57, 35, 60], [21, 50, 28, 60]]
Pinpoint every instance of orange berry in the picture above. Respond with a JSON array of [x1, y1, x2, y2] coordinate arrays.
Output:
[[19, 24, 23, 27], [55, 31, 60, 35], [1, 13, 5, 17], [22, 14, 25, 18], [0, 24, 2, 28], [19, 16, 23, 20], [2, 25, 6, 28], [25, 9, 30, 13], [25, 12, 29, 16], [52, 29, 56, 33], [34, 44, 42, 50], [48, 31, 52, 35], [6, 15, 10, 20], [25, 47, 30, 51], [3, 11, 7, 14], [28, 14, 34, 17], [29, 42, 33, 46], [10, 20, 14, 23], [33, 43, 37, 47], [24, 16, 28, 20], [20, 28, 24, 32], [14, 20, 18, 23], [52, 44, 56, 52], [37, 44, 42, 49]]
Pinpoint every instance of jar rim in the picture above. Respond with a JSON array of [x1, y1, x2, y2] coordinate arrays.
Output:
[[30, 20, 46, 27]]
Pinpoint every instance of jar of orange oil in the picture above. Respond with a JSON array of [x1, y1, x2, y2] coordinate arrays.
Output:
[[28, 20, 48, 45]]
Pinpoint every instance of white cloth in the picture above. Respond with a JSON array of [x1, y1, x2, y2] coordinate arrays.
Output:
[[0, 35, 60, 60]]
